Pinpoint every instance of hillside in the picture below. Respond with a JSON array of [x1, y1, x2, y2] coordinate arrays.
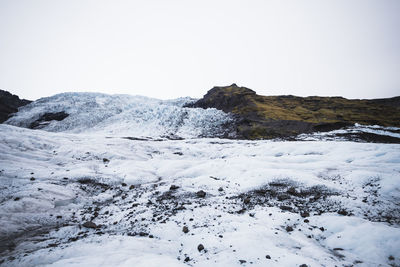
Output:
[[191, 84, 400, 139]]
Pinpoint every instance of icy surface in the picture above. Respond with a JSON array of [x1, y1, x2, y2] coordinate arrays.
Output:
[[1, 123, 400, 267], [297, 123, 400, 141], [5, 93, 235, 138]]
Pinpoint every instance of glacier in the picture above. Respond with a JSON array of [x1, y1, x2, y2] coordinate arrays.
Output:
[[4, 93, 236, 139]]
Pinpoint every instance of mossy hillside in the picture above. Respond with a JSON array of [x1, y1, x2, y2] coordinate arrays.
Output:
[[192, 84, 400, 139]]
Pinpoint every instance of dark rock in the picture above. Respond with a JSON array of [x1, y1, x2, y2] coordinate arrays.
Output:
[[337, 210, 348, 216], [299, 264, 308, 267], [14, 197, 20, 201], [30, 177, 35, 181], [300, 211, 310, 218], [129, 185, 135, 190], [121, 183, 127, 187], [313, 122, 353, 132], [279, 205, 292, 211], [388, 255, 395, 261], [29, 111, 69, 129], [170, 185, 179, 190], [218, 187, 224, 192], [82, 221, 97, 229], [182, 226, 189, 233], [196, 190, 206, 198], [304, 219, 310, 223], [266, 255, 271, 259], [0, 90, 31, 123], [287, 186, 297, 195], [239, 260, 247, 264], [197, 244, 204, 252], [285, 226, 294, 232], [184, 257, 190, 262], [103, 158, 110, 163]]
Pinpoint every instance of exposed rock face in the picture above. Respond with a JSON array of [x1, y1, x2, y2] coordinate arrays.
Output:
[[0, 90, 31, 123], [29, 111, 69, 129], [190, 84, 400, 139]]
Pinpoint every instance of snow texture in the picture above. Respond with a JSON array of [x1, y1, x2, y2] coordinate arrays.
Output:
[[1, 123, 399, 266], [5, 93, 235, 139]]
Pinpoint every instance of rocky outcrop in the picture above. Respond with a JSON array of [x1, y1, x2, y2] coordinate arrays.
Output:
[[29, 111, 69, 129], [190, 84, 400, 139], [0, 90, 31, 123]]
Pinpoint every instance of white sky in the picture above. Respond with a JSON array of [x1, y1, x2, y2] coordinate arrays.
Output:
[[0, 0, 399, 100]]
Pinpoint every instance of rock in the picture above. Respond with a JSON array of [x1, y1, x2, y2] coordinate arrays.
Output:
[[182, 226, 189, 233], [243, 197, 251, 204], [197, 244, 204, 252], [196, 190, 206, 198], [170, 185, 179, 190], [121, 183, 127, 187], [389, 255, 395, 261], [184, 257, 190, 262], [300, 211, 310, 218], [337, 209, 348, 216], [287, 186, 297, 195], [82, 221, 97, 229], [279, 205, 292, 211], [103, 158, 110, 163], [14, 197, 20, 201], [266, 255, 271, 259], [0, 90, 31, 123], [218, 187, 224, 192], [29, 111, 69, 129], [30, 177, 35, 181], [285, 226, 294, 232], [129, 185, 135, 190], [299, 264, 308, 267], [239, 260, 247, 264], [304, 219, 310, 223]]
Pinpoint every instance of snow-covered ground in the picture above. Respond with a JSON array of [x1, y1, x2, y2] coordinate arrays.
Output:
[[1, 93, 400, 266], [1, 123, 399, 266]]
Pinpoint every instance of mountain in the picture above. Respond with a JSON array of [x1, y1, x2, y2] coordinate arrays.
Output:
[[190, 84, 400, 139], [0, 90, 31, 123]]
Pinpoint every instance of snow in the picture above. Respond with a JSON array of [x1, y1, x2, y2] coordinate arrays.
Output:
[[1, 122, 400, 266], [1, 92, 400, 266], [4, 93, 234, 138]]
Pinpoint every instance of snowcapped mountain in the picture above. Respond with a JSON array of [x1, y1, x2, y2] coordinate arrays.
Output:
[[5, 92, 235, 139], [1, 91, 400, 267]]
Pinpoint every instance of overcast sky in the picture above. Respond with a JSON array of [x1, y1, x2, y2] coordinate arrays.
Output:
[[0, 0, 399, 100]]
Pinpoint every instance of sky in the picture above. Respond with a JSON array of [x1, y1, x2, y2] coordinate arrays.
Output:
[[0, 0, 399, 101]]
